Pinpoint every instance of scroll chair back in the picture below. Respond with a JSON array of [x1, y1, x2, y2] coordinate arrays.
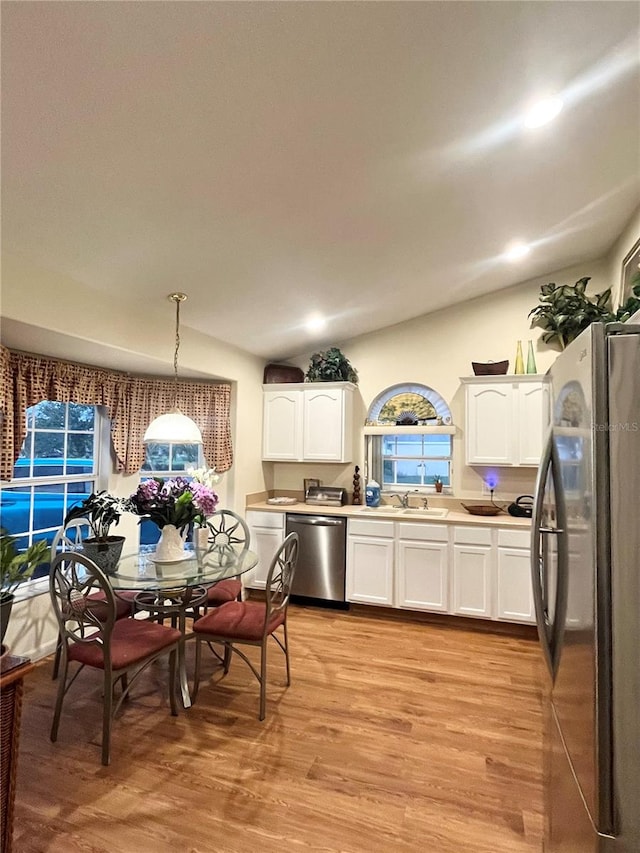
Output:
[[192, 532, 299, 720], [201, 509, 251, 607], [50, 519, 135, 679], [49, 551, 181, 765]]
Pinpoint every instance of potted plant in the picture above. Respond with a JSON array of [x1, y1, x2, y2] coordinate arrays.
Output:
[[305, 347, 358, 383], [528, 275, 640, 350], [1, 528, 49, 646], [433, 475, 443, 494], [64, 491, 133, 574]]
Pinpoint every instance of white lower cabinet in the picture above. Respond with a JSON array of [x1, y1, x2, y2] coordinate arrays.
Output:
[[346, 519, 394, 605], [496, 529, 535, 623], [451, 526, 493, 618], [396, 523, 449, 612], [246, 511, 285, 589], [346, 518, 535, 624]]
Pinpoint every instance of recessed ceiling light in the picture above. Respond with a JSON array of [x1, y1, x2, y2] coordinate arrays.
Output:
[[524, 97, 564, 129], [504, 241, 530, 261], [305, 315, 326, 333]]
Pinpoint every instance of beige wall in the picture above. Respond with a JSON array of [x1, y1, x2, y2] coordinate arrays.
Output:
[[282, 258, 612, 502]]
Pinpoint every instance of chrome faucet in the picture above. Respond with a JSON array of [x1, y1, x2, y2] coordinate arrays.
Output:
[[389, 491, 411, 508]]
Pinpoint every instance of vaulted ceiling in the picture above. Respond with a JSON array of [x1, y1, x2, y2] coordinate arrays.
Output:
[[3, 2, 639, 361]]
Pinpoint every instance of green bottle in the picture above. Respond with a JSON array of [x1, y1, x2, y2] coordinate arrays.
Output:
[[526, 340, 537, 374]]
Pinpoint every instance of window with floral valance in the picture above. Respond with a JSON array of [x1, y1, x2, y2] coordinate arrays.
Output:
[[0, 346, 232, 482]]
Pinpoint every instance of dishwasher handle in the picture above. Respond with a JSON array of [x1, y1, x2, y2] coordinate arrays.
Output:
[[286, 516, 344, 527]]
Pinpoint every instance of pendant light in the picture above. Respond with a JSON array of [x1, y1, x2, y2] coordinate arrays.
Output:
[[143, 292, 203, 445]]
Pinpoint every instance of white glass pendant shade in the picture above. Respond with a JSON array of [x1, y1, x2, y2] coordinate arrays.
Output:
[[143, 408, 202, 444], [144, 292, 203, 446]]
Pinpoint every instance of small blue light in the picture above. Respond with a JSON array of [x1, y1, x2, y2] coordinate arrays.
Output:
[[485, 473, 499, 490]]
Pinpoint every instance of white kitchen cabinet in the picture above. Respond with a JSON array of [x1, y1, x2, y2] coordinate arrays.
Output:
[[262, 389, 303, 461], [346, 519, 395, 606], [262, 382, 355, 462], [246, 511, 285, 589], [451, 527, 493, 618], [462, 376, 549, 466], [496, 529, 535, 623], [396, 523, 449, 612]]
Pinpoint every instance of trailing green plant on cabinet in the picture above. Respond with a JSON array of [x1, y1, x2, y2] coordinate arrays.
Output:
[[262, 382, 356, 462]]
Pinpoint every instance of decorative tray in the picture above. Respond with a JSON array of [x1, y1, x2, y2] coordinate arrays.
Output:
[[148, 554, 193, 566], [461, 503, 504, 516], [266, 497, 298, 506]]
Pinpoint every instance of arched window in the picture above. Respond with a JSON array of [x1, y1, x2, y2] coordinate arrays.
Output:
[[366, 384, 453, 490]]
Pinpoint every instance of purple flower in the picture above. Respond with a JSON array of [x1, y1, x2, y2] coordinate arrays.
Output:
[[191, 483, 219, 518], [130, 476, 219, 530]]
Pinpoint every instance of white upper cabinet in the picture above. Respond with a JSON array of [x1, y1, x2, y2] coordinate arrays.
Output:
[[262, 389, 303, 461], [462, 376, 550, 466], [262, 382, 355, 462]]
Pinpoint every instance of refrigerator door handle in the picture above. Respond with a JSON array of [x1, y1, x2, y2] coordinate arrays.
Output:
[[531, 433, 554, 677]]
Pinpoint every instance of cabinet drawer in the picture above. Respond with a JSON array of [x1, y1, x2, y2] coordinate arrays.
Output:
[[453, 526, 492, 546], [397, 523, 448, 542], [497, 528, 531, 548], [348, 519, 395, 538], [246, 510, 285, 529]]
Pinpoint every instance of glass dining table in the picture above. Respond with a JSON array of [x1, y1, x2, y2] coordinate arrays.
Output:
[[108, 543, 258, 708]]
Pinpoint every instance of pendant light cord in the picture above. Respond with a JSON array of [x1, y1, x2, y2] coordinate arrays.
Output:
[[169, 292, 187, 410]]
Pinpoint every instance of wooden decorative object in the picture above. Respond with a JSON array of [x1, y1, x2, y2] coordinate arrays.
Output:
[[352, 465, 362, 505]]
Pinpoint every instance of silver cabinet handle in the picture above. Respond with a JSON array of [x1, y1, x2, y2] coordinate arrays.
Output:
[[539, 527, 564, 535]]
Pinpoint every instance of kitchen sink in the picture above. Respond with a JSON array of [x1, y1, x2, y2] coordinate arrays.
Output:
[[358, 506, 402, 513], [401, 508, 449, 518]]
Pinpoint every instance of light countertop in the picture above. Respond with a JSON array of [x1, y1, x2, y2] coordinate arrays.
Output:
[[245, 500, 531, 529]]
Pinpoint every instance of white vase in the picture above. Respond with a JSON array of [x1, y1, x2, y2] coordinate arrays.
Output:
[[155, 524, 186, 562], [193, 526, 210, 552]]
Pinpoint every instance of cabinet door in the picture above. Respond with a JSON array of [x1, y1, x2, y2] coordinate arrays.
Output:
[[262, 390, 302, 461], [497, 547, 535, 623], [396, 539, 449, 612], [346, 535, 394, 605], [517, 381, 549, 465], [452, 543, 493, 618], [245, 527, 284, 589], [465, 383, 514, 465], [303, 387, 348, 461]]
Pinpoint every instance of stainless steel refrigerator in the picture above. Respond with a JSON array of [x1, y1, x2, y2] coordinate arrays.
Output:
[[531, 322, 640, 852]]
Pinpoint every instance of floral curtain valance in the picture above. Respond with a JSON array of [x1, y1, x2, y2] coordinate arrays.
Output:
[[0, 346, 233, 481]]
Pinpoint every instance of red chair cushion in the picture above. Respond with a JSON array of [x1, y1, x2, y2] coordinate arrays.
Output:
[[87, 591, 134, 621], [206, 579, 241, 605], [193, 600, 284, 642], [68, 618, 181, 670]]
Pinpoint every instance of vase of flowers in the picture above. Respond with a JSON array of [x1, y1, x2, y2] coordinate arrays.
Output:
[[186, 467, 221, 551], [129, 476, 219, 561]]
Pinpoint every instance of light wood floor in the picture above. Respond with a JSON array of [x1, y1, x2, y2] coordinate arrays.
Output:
[[13, 605, 544, 853]]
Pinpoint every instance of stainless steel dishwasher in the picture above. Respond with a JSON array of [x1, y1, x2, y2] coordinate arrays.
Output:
[[285, 513, 347, 604]]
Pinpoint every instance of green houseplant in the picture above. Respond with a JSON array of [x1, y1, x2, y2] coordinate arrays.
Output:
[[529, 275, 640, 350], [1, 528, 49, 646], [64, 491, 133, 574], [305, 347, 358, 383]]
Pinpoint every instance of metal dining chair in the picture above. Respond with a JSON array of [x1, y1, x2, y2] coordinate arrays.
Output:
[[199, 509, 250, 607], [191, 532, 299, 720], [49, 551, 181, 765], [50, 519, 136, 679]]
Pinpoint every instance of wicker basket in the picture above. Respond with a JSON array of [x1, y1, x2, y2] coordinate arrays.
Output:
[[471, 360, 509, 376]]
